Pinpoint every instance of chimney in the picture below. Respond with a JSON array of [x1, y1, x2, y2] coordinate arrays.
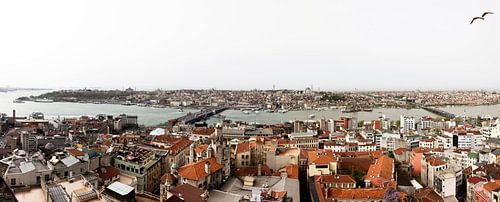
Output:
[[258, 164, 262, 176], [189, 144, 195, 163], [205, 162, 211, 174], [12, 109, 16, 126]]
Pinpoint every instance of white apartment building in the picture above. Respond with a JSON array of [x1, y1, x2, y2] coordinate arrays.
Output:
[[400, 116, 416, 133]]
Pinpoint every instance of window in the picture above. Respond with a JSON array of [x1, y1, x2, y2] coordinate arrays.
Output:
[[10, 179, 16, 186]]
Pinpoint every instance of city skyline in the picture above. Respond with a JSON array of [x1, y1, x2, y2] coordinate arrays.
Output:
[[1, 0, 499, 90]]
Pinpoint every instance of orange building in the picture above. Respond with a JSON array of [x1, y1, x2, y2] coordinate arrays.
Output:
[[410, 147, 430, 177]]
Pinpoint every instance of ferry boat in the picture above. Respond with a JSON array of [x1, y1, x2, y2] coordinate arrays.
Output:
[[34, 98, 54, 103]]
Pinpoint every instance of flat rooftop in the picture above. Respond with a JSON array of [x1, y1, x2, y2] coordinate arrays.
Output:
[[218, 176, 300, 201], [14, 178, 101, 202]]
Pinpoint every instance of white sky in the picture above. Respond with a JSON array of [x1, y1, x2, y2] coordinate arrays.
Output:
[[0, 0, 498, 91]]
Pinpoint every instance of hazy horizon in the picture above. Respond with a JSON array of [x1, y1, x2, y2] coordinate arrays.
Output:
[[1, 0, 498, 91]]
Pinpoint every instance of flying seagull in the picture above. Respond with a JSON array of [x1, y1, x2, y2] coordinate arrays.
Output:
[[470, 17, 484, 24], [471, 12, 494, 24], [482, 12, 494, 18]]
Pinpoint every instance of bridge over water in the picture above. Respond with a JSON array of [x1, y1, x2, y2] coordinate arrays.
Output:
[[421, 106, 456, 119], [169, 107, 228, 126]]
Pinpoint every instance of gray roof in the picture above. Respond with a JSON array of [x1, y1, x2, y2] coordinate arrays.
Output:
[[48, 185, 70, 202], [107, 182, 134, 196], [492, 149, 500, 156], [222, 128, 245, 135], [208, 190, 242, 202], [487, 138, 500, 145], [61, 156, 79, 167], [19, 162, 35, 173]]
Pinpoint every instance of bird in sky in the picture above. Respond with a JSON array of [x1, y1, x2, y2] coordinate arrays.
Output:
[[482, 12, 494, 18], [470, 17, 484, 24], [471, 12, 494, 24]]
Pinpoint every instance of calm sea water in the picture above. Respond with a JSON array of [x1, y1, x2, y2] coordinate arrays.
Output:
[[2, 91, 500, 126], [0, 90, 197, 126]]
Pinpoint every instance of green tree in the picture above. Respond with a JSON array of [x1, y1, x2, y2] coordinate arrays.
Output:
[[351, 169, 366, 187]]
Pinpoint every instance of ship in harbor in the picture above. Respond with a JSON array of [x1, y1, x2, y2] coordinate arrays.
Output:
[[34, 98, 54, 103], [13, 99, 24, 103]]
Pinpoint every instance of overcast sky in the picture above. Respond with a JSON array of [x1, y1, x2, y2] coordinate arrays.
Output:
[[0, 0, 498, 91]]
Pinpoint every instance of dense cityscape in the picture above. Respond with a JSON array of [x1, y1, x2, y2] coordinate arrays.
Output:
[[2, 89, 500, 201], [1, 0, 497, 201], [26, 89, 500, 111]]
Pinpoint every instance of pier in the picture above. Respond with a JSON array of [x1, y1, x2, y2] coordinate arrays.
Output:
[[169, 107, 228, 126], [421, 106, 456, 119]]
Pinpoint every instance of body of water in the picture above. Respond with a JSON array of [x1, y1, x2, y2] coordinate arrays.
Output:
[[2, 91, 500, 126], [0, 91, 197, 126]]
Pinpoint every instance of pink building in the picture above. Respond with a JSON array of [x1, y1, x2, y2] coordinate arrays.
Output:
[[410, 147, 429, 177]]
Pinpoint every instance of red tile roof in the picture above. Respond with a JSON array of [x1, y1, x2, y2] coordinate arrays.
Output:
[[312, 155, 337, 165], [329, 188, 385, 200], [426, 156, 446, 167], [467, 176, 487, 185], [365, 155, 395, 188], [307, 150, 337, 165], [236, 141, 262, 154], [412, 147, 431, 154], [483, 180, 500, 192], [95, 166, 120, 181], [414, 188, 444, 202], [236, 142, 251, 154], [67, 148, 85, 157], [234, 165, 273, 177], [178, 157, 223, 181], [319, 175, 356, 184], [152, 136, 193, 156], [338, 157, 374, 172], [192, 127, 215, 136], [194, 144, 209, 156], [393, 148, 406, 155], [169, 184, 205, 202]]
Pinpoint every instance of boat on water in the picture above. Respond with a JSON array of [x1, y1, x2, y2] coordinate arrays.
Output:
[[278, 109, 289, 113], [243, 110, 251, 115], [341, 109, 358, 113], [13, 99, 24, 103], [213, 114, 226, 119], [34, 98, 54, 103], [121, 101, 135, 106], [342, 108, 373, 113], [309, 114, 316, 119]]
